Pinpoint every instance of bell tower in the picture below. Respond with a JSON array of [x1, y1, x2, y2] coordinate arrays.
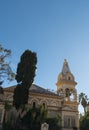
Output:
[[56, 59, 79, 130], [56, 59, 77, 102]]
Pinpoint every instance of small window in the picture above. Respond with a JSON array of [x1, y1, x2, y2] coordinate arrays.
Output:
[[33, 102, 36, 108], [43, 103, 45, 109], [68, 77, 71, 80]]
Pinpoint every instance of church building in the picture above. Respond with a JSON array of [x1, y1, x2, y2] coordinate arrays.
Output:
[[0, 59, 79, 130]]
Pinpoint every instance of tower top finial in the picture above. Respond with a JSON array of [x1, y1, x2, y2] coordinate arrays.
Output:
[[64, 59, 67, 62], [62, 59, 70, 74]]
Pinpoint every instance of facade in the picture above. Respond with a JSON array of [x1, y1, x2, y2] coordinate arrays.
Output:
[[0, 59, 79, 130]]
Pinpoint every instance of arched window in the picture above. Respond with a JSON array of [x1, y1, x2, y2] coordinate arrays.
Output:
[[65, 88, 71, 97], [68, 76, 71, 80], [33, 102, 36, 108], [43, 103, 45, 109]]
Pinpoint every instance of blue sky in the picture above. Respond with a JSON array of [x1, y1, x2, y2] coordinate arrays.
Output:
[[0, 0, 89, 112]]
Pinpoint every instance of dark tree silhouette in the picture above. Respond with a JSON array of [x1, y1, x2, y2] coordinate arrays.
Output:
[[80, 112, 89, 130], [13, 50, 37, 109]]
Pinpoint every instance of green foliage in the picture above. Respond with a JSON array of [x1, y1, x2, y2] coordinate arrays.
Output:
[[21, 105, 48, 127], [46, 116, 61, 130], [15, 50, 37, 88], [80, 112, 89, 130], [21, 105, 61, 130], [0, 44, 15, 85], [5, 101, 11, 110], [79, 92, 88, 114]]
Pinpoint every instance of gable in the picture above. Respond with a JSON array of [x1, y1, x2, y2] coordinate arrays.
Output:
[[62, 106, 73, 111]]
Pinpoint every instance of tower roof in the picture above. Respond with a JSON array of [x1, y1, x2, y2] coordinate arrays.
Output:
[[57, 59, 75, 82], [62, 59, 71, 74]]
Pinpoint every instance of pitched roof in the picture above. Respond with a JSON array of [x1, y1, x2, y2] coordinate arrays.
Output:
[[4, 84, 58, 96]]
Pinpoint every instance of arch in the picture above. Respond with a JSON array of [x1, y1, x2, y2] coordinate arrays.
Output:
[[51, 101, 57, 107], [30, 98, 39, 108], [58, 73, 62, 81], [58, 88, 63, 96], [32, 102, 36, 108], [40, 100, 48, 108], [65, 88, 71, 97], [64, 88, 77, 101], [70, 89, 77, 101], [67, 72, 74, 81]]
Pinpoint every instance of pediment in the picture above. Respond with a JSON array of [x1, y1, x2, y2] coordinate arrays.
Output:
[[62, 106, 73, 111]]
